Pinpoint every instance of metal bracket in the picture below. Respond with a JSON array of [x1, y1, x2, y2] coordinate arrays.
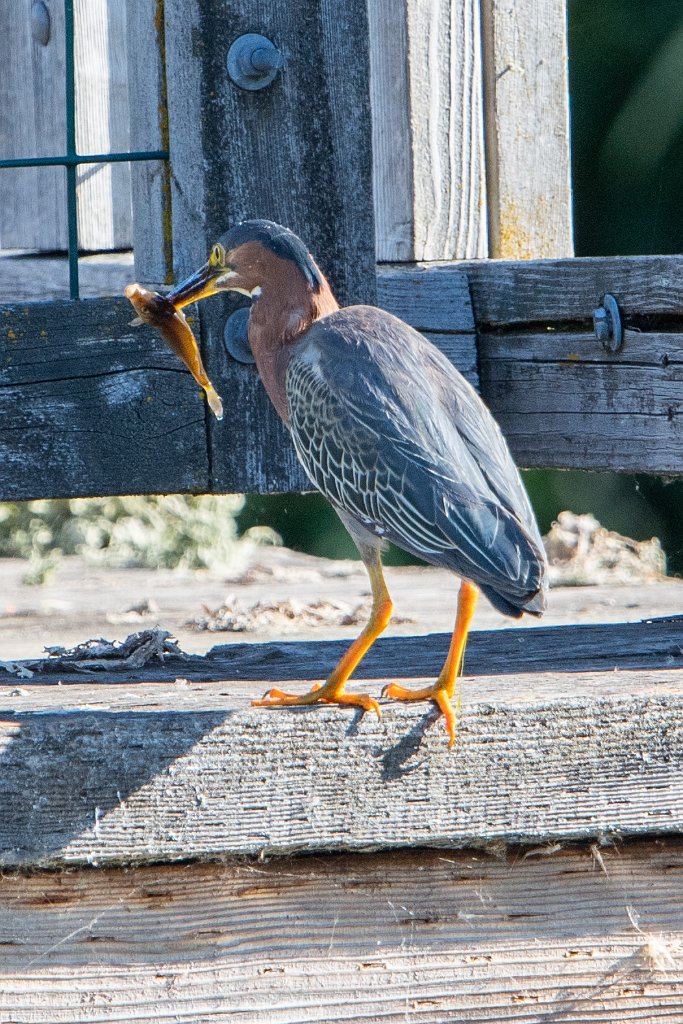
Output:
[[593, 293, 623, 353], [227, 34, 284, 91], [223, 308, 255, 364]]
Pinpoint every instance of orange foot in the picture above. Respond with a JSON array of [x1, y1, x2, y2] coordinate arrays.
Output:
[[382, 681, 458, 747], [252, 681, 381, 717]]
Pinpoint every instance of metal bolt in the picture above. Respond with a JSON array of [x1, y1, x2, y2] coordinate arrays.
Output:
[[31, 1, 51, 46], [223, 308, 255, 364], [593, 293, 623, 353], [227, 34, 284, 91]]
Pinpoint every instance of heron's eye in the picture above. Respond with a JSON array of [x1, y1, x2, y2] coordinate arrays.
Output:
[[209, 243, 225, 267]]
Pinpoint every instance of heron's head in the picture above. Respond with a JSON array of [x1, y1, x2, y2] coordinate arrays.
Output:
[[168, 219, 331, 310]]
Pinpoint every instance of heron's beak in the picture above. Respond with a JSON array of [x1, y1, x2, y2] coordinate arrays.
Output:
[[167, 261, 223, 309]]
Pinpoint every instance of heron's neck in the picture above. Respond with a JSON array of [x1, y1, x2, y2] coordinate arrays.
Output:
[[248, 274, 339, 422]]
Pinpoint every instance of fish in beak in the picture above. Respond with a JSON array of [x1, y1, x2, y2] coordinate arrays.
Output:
[[124, 282, 224, 421]]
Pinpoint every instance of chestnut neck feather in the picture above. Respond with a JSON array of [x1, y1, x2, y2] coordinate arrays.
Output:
[[246, 250, 339, 422]]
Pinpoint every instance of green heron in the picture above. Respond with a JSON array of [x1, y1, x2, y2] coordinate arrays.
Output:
[[166, 219, 547, 745]]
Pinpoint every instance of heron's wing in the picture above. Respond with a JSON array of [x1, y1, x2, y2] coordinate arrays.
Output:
[[286, 308, 545, 605]]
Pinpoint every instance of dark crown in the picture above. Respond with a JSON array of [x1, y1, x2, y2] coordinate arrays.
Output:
[[218, 220, 324, 291]]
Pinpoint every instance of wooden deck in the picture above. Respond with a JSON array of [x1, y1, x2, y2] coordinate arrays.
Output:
[[1, 552, 683, 1018]]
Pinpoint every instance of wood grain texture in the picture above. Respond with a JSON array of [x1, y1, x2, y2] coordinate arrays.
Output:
[[0, 0, 132, 251], [369, 0, 487, 261], [0, 298, 208, 501], [73, 0, 132, 250], [164, 0, 376, 306], [479, 328, 683, 472], [2, 616, 683, 867], [126, 0, 172, 284], [378, 258, 683, 473], [377, 263, 475, 332], [0, 0, 67, 250], [480, 0, 573, 257], [462, 254, 683, 326], [163, 0, 378, 491], [1, 841, 683, 1022]]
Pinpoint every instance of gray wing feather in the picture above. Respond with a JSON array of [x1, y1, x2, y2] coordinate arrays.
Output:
[[286, 307, 547, 610]]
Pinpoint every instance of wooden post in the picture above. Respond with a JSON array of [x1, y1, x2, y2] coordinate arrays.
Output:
[[0, 0, 132, 252], [164, 0, 376, 304], [480, 0, 574, 258], [369, 0, 488, 261], [163, 0, 377, 493]]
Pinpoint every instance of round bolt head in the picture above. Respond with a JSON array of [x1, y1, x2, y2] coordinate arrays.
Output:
[[223, 308, 255, 364], [31, 1, 51, 46], [593, 293, 623, 353], [227, 34, 283, 91]]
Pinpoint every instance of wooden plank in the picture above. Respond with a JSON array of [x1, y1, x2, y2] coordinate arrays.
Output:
[[0, 1, 66, 250], [73, 0, 132, 251], [0, 0, 132, 251], [1, 841, 682, 1022], [126, 0, 172, 284], [2, 616, 683, 867], [480, 0, 573, 258], [0, 298, 208, 501], [377, 259, 683, 474], [12, 614, 683, 685], [462, 254, 683, 325], [377, 263, 475, 332], [479, 329, 683, 473], [369, 0, 487, 261], [164, 0, 376, 305]]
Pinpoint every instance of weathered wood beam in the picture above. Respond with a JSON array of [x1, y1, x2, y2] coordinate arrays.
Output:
[[480, 328, 683, 473], [369, 0, 487, 261], [480, 0, 573, 257], [462, 254, 683, 325], [163, 0, 378, 492], [2, 617, 683, 867], [0, 298, 208, 501], [1, 841, 682, 1022], [379, 258, 683, 473]]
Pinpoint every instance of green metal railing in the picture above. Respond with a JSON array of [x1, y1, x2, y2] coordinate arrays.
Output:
[[0, 0, 168, 299]]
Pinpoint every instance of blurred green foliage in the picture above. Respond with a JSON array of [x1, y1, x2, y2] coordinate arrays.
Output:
[[0, 495, 253, 584]]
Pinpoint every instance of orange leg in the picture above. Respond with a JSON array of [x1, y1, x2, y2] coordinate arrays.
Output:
[[252, 557, 392, 717], [383, 579, 479, 747]]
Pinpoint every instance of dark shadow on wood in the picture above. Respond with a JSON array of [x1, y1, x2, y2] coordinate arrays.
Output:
[[0, 710, 230, 863]]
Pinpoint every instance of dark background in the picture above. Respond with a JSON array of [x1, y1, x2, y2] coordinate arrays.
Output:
[[238, 1, 683, 574]]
